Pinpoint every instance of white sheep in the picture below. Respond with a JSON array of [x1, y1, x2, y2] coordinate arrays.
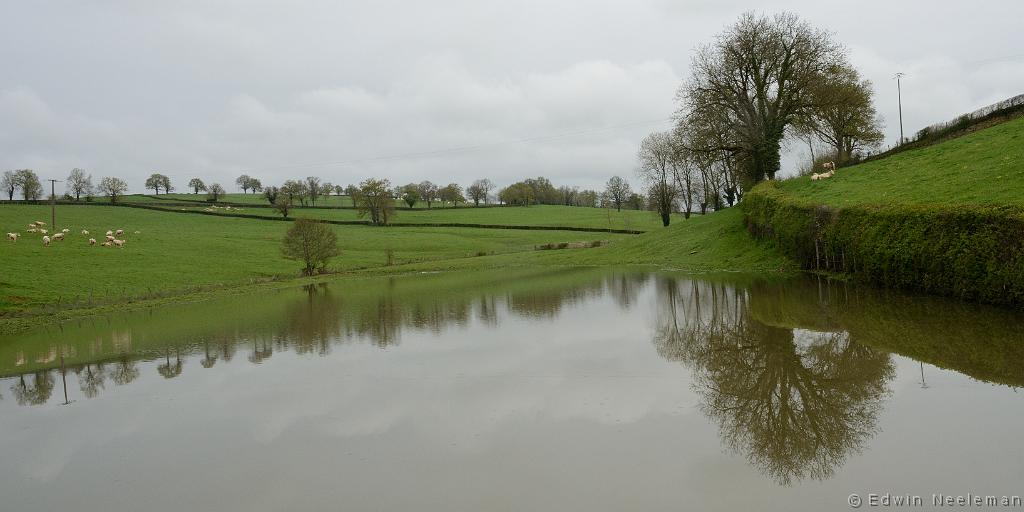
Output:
[[26, 227, 37, 233], [112, 239, 125, 247], [822, 161, 836, 171], [101, 241, 112, 247], [61, 228, 70, 234], [39, 229, 48, 235], [52, 232, 65, 241], [81, 229, 90, 236], [35, 221, 46, 227], [27, 223, 36, 230], [88, 238, 97, 246], [134, 230, 141, 234], [6, 232, 18, 242], [115, 229, 124, 236], [42, 236, 50, 246], [105, 230, 113, 236], [105, 235, 115, 242]]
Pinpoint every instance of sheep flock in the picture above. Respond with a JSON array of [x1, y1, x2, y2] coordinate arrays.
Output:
[[6, 220, 137, 248]]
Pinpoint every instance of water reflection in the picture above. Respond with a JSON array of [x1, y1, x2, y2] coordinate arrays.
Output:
[[1, 270, 1022, 490], [653, 278, 894, 484]]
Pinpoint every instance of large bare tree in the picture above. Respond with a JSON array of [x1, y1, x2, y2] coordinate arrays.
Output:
[[681, 12, 845, 184], [637, 131, 678, 226], [799, 64, 884, 164]]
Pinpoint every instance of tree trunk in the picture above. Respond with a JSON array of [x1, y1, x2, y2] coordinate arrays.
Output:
[[661, 212, 670, 226]]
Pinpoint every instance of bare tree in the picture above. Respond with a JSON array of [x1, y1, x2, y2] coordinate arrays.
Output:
[[637, 132, 678, 226], [207, 183, 225, 201], [98, 176, 128, 203], [681, 12, 845, 185], [236, 174, 252, 193], [305, 176, 323, 205], [67, 168, 92, 200], [604, 176, 631, 212], [467, 178, 494, 206], [417, 181, 438, 208], [1, 170, 15, 201], [145, 173, 171, 194]]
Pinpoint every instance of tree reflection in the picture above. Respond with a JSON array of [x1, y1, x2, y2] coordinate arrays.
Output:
[[110, 356, 140, 385], [653, 277, 894, 485], [74, 363, 107, 398], [157, 348, 184, 379], [10, 371, 55, 405]]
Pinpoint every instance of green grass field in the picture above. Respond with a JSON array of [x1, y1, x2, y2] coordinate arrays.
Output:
[[776, 115, 1024, 207], [153, 202, 672, 231], [0, 204, 641, 315]]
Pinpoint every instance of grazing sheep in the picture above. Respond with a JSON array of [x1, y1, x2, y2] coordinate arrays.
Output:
[[101, 241, 112, 247], [27, 227, 37, 233], [113, 239, 125, 247], [27, 223, 36, 230], [52, 232, 65, 241], [105, 235, 115, 242], [115, 229, 124, 236], [811, 170, 835, 181], [39, 229, 48, 235], [6, 232, 18, 242], [822, 161, 836, 171], [105, 230, 113, 236], [88, 238, 97, 246], [42, 236, 50, 246], [61, 228, 70, 234], [35, 221, 45, 227], [134, 230, 141, 234], [81, 229, 89, 235]]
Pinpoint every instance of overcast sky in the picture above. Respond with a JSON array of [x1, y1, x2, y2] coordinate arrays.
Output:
[[2, 1, 1022, 194]]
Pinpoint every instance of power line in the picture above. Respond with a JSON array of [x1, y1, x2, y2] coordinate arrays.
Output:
[[161, 117, 673, 177]]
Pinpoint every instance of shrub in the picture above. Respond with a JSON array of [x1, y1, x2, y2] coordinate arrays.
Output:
[[281, 218, 340, 276]]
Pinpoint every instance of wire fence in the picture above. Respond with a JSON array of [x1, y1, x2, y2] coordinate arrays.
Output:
[[920, 93, 1024, 135]]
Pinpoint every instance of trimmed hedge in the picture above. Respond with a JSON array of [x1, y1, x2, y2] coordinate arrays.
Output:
[[743, 181, 1024, 306]]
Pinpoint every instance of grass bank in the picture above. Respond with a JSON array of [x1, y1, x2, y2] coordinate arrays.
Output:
[[743, 116, 1024, 306]]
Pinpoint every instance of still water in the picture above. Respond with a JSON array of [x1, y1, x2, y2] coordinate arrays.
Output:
[[1, 269, 1022, 511]]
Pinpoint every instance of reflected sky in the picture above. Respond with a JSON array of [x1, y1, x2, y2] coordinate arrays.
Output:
[[0, 270, 1022, 511]]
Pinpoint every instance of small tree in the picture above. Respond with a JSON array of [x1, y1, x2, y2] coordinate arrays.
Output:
[[98, 176, 128, 203], [305, 176, 322, 206], [333, 184, 344, 196], [263, 185, 280, 205], [1, 170, 16, 201], [605, 176, 631, 212], [236, 174, 252, 193], [353, 178, 396, 225], [145, 173, 171, 194], [16, 170, 43, 200], [281, 218, 340, 276], [208, 183, 225, 201], [272, 195, 291, 218], [247, 177, 263, 193], [439, 183, 465, 207], [282, 179, 308, 206], [67, 168, 92, 200], [188, 178, 207, 194], [400, 183, 420, 208], [467, 179, 493, 206], [417, 181, 438, 208]]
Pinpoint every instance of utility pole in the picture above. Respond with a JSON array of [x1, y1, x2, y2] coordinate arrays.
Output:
[[894, 72, 906, 145], [47, 179, 62, 228]]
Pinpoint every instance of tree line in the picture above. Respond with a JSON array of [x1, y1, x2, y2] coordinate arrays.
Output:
[[637, 11, 885, 226]]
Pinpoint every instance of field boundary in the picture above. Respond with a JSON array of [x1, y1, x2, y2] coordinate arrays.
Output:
[[115, 202, 648, 234], [140, 194, 510, 211]]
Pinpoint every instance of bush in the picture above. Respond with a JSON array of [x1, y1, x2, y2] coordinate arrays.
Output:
[[743, 181, 1024, 306], [281, 218, 340, 275]]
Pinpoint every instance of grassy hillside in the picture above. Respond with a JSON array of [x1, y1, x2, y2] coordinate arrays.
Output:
[[744, 116, 1024, 306], [777, 115, 1024, 207], [0, 204, 635, 314]]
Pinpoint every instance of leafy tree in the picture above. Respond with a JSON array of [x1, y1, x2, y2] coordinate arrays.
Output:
[[282, 179, 308, 206], [67, 168, 92, 200], [467, 178, 494, 206], [157, 349, 184, 379], [247, 177, 263, 193], [236, 174, 252, 193], [145, 173, 172, 194], [10, 371, 55, 405], [577, 189, 599, 208], [627, 192, 645, 210], [305, 176, 323, 206], [353, 178, 396, 225], [282, 218, 340, 275], [417, 180, 438, 208], [188, 178, 207, 194], [333, 184, 344, 196], [1, 170, 16, 200], [524, 177, 559, 205], [207, 183, 225, 201], [15, 169, 42, 200], [263, 185, 280, 205], [799, 64, 885, 164], [681, 12, 845, 184], [400, 183, 420, 208], [498, 182, 535, 206], [98, 176, 128, 203], [439, 183, 465, 206], [604, 176, 631, 211]]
